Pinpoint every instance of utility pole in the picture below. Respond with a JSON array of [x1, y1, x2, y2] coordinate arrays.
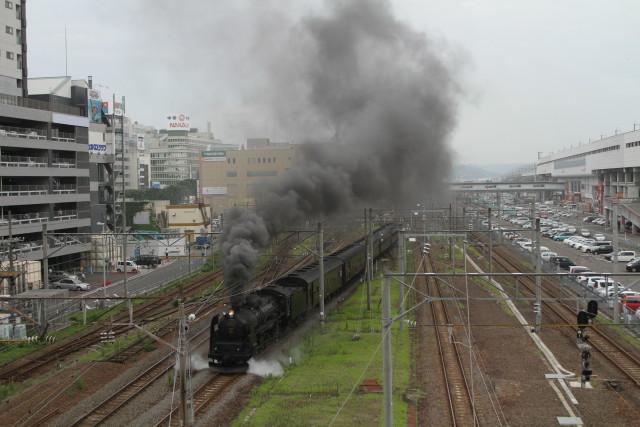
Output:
[[613, 203, 620, 322], [8, 211, 15, 294], [397, 229, 405, 331], [178, 301, 194, 426], [535, 218, 542, 333], [488, 207, 493, 277], [317, 222, 325, 324], [42, 223, 48, 289], [449, 203, 454, 270], [382, 269, 392, 427], [366, 208, 372, 311], [119, 96, 131, 323], [187, 236, 192, 276]]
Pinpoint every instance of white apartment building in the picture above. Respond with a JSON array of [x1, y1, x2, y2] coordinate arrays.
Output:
[[0, 0, 25, 97]]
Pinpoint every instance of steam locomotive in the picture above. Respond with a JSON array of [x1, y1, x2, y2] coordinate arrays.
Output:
[[208, 223, 397, 372]]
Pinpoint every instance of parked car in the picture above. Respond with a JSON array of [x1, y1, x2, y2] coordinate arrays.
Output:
[[580, 229, 591, 237], [621, 295, 640, 312], [550, 256, 576, 270], [53, 277, 90, 291], [604, 251, 636, 262], [553, 232, 574, 241], [626, 259, 640, 272], [116, 260, 139, 273], [583, 216, 596, 223], [48, 270, 76, 282], [574, 239, 595, 251], [586, 276, 606, 289], [592, 244, 614, 255], [593, 233, 606, 241], [569, 266, 590, 275], [541, 251, 558, 262], [135, 255, 161, 268], [567, 226, 577, 233]]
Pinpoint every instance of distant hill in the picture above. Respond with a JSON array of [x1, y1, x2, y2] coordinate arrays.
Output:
[[452, 163, 530, 181]]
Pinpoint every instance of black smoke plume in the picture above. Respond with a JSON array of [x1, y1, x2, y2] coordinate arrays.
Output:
[[222, 0, 460, 305]]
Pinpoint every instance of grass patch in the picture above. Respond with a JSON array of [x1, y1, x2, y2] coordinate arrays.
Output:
[[233, 275, 411, 426], [595, 314, 640, 350]]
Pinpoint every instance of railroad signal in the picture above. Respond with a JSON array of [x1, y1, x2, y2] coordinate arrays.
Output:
[[576, 300, 598, 387]]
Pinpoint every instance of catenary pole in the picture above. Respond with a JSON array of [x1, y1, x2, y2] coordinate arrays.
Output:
[[318, 222, 325, 324], [613, 203, 620, 322], [382, 270, 392, 427], [119, 96, 131, 323], [366, 208, 372, 311], [488, 207, 493, 277], [8, 211, 15, 294], [42, 223, 48, 289], [535, 217, 542, 333]]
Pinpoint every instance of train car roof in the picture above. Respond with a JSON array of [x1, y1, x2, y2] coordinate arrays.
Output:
[[333, 242, 365, 261], [277, 257, 343, 284]]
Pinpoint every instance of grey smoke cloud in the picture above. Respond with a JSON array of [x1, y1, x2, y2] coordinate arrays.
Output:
[[221, 0, 460, 304]]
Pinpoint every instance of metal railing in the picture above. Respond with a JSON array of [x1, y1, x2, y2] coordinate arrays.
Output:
[[52, 210, 78, 221], [0, 184, 48, 196], [51, 130, 76, 143], [0, 213, 48, 225], [0, 125, 46, 140], [51, 184, 76, 194], [0, 93, 83, 116], [51, 159, 76, 168], [0, 155, 47, 167]]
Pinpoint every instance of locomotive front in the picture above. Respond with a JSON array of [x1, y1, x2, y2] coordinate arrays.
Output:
[[208, 309, 255, 372]]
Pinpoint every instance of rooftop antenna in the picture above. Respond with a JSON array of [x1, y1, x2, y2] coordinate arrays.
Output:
[[64, 25, 68, 76]]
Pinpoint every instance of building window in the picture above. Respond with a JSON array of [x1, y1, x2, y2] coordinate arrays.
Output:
[[16, 54, 21, 69], [226, 171, 237, 177], [16, 29, 20, 44], [232, 158, 236, 164], [15, 3, 20, 19], [6, 51, 13, 60], [5, 1, 12, 9], [5, 26, 12, 35]]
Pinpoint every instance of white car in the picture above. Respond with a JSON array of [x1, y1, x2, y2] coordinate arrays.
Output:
[[564, 236, 581, 246], [574, 239, 595, 251], [53, 277, 90, 291], [580, 229, 591, 237], [567, 226, 577, 233], [594, 233, 606, 241], [604, 251, 636, 262], [586, 276, 606, 289], [577, 272, 596, 283], [541, 251, 558, 262]]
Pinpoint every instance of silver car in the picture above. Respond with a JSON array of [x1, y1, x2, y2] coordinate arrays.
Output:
[[53, 277, 90, 291]]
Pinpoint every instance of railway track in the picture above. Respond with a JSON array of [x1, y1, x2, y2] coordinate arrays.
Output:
[[152, 373, 241, 427], [423, 253, 479, 426], [69, 327, 211, 427], [0, 268, 224, 384], [488, 242, 640, 387]]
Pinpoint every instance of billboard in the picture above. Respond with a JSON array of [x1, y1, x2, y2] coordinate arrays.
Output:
[[202, 187, 227, 195], [88, 89, 103, 124], [151, 181, 161, 189], [137, 134, 145, 150], [166, 113, 190, 130]]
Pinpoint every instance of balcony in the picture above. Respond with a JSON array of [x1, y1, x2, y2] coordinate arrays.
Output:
[[0, 234, 91, 260], [0, 211, 85, 237], [52, 184, 76, 194], [0, 125, 46, 140], [51, 159, 76, 168], [0, 184, 48, 196], [0, 155, 47, 168], [0, 93, 83, 116]]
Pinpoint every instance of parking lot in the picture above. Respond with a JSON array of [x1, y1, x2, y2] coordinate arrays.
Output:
[[474, 198, 640, 325]]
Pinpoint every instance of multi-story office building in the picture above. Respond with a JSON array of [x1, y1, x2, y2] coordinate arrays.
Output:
[[150, 114, 226, 188], [0, 0, 27, 97], [199, 138, 296, 215], [0, 86, 92, 291]]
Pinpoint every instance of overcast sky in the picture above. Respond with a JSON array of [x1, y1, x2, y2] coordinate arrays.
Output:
[[26, 0, 640, 166]]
